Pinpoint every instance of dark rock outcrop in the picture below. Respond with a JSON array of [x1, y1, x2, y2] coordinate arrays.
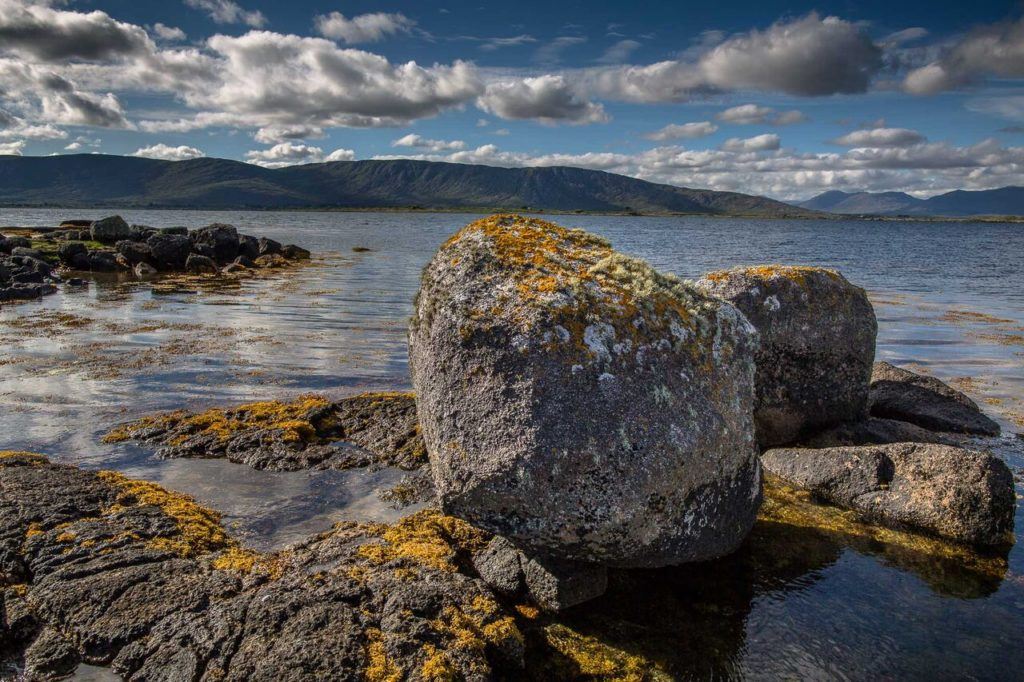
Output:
[[89, 215, 132, 243], [696, 265, 877, 447], [185, 253, 218, 274], [191, 224, 239, 263], [410, 215, 762, 568], [146, 233, 192, 270], [869, 362, 1001, 436], [761, 443, 1015, 546]]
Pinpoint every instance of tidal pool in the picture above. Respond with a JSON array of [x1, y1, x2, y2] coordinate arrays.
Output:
[[1, 209, 1022, 677]]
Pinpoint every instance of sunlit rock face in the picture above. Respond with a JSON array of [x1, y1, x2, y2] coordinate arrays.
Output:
[[409, 215, 761, 568], [696, 265, 877, 447]]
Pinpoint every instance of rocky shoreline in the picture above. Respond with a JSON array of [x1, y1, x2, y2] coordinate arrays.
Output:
[[1, 214, 1019, 679], [0, 216, 311, 304]]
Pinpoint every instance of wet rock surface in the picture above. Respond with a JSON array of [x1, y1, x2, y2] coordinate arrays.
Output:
[[410, 215, 762, 568], [696, 265, 877, 447], [870, 361, 1002, 436], [0, 452, 525, 681], [103, 392, 427, 473], [761, 443, 1015, 546]]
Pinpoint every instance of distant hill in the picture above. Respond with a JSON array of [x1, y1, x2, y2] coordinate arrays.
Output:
[[0, 154, 816, 218], [798, 187, 1024, 217]]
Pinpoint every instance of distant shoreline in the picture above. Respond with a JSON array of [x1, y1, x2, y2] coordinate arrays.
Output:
[[1, 204, 1023, 224]]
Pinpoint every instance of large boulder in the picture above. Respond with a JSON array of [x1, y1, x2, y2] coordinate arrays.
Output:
[[146, 233, 191, 270], [869, 362, 1000, 436], [409, 215, 762, 568], [90, 215, 132, 243], [115, 240, 153, 266], [696, 265, 877, 447], [761, 443, 1015, 546], [190, 223, 239, 263]]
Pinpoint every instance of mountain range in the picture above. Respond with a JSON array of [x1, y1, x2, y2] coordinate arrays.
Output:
[[798, 187, 1024, 217], [0, 154, 814, 218]]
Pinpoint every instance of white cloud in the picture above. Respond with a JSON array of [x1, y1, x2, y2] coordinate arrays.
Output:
[[64, 141, 81, 150], [0, 108, 66, 139], [478, 35, 536, 51], [644, 121, 717, 141], [904, 19, 1024, 94], [184, 0, 266, 28], [478, 75, 608, 125], [254, 124, 324, 143], [152, 23, 186, 41], [597, 39, 641, 64], [721, 133, 781, 151], [0, 0, 152, 61], [392, 133, 466, 151], [131, 142, 205, 160], [832, 127, 926, 147], [717, 103, 805, 125], [535, 36, 586, 65], [314, 11, 415, 44], [0, 139, 24, 155], [244, 142, 355, 167]]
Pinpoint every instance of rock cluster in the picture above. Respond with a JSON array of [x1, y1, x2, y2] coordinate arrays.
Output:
[[0, 237, 61, 302], [410, 215, 762, 569], [696, 265, 877, 447]]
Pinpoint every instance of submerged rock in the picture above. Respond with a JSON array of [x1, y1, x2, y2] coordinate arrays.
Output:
[[0, 453, 524, 680], [869, 361, 1001, 436], [696, 265, 877, 447], [409, 215, 761, 568], [761, 443, 1015, 546], [103, 392, 427, 473]]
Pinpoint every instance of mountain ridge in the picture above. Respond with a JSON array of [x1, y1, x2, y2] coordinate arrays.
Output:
[[798, 187, 1024, 217], [0, 154, 816, 218]]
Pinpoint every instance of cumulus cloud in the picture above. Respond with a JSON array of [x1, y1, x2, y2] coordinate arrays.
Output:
[[254, 124, 324, 143], [0, 108, 66, 139], [392, 133, 466, 151], [721, 133, 781, 151], [0, 139, 24, 155], [315, 11, 415, 44], [131, 143, 205, 160], [903, 19, 1024, 94], [717, 104, 806, 125], [478, 75, 608, 125], [832, 127, 926, 147], [152, 23, 186, 41], [644, 121, 718, 141], [245, 142, 355, 167], [184, 0, 266, 28], [0, 0, 152, 61]]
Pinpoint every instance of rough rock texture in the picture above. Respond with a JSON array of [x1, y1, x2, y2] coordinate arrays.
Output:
[[146, 233, 192, 270], [0, 453, 524, 680], [870, 362, 1001, 436], [103, 392, 427, 473], [761, 443, 1015, 546], [185, 253, 218, 274], [696, 265, 877, 447], [799, 417, 963, 448], [409, 215, 762, 568], [89, 216, 132, 243], [191, 224, 240, 263]]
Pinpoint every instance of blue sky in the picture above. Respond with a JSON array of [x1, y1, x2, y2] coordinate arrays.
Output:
[[1, 0, 1024, 199]]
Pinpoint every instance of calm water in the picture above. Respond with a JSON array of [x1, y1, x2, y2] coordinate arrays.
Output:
[[1, 209, 1022, 678]]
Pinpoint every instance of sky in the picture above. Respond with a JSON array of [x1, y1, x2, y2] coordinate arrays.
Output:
[[1, 1, 1024, 200]]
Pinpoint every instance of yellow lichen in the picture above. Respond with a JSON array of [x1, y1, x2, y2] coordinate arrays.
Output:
[[25, 522, 43, 539], [0, 451, 48, 465], [703, 264, 841, 286], [541, 623, 652, 681], [102, 394, 330, 445], [363, 628, 402, 682], [55, 531, 76, 543], [357, 510, 488, 572], [420, 645, 456, 682]]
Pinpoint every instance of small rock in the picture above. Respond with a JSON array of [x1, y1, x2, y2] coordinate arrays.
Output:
[[158, 226, 188, 236], [129, 224, 157, 242], [57, 241, 87, 265], [11, 246, 46, 261], [238, 234, 260, 260], [282, 244, 311, 260], [115, 240, 153, 265], [696, 265, 877, 447], [352, 246, 373, 253], [254, 253, 288, 268], [221, 262, 246, 275], [869, 362, 1001, 436], [90, 215, 132, 243], [87, 250, 119, 272], [185, 253, 218, 274], [761, 442, 1015, 546], [134, 261, 158, 277], [234, 255, 256, 268], [59, 219, 92, 228], [258, 236, 282, 256]]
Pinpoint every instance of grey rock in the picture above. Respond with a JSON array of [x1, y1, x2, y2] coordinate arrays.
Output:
[[190, 223, 239, 263], [57, 241, 87, 266], [87, 250, 120, 272], [258, 236, 282, 256], [24, 627, 80, 679], [410, 215, 762, 567], [696, 265, 877, 447], [146, 233, 191, 270], [1, 236, 30, 252], [870, 362, 1001, 436], [234, 254, 256, 268], [762, 443, 1015, 546], [129, 224, 156, 242], [133, 261, 158, 277], [185, 253, 218, 274], [472, 536, 527, 595], [800, 417, 963, 448], [115, 240, 153, 265], [10, 246, 45, 261], [238, 234, 260, 260], [282, 244, 311, 260], [90, 215, 132, 243], [158, 226, 188, 236], [221, 263, 246, 275]]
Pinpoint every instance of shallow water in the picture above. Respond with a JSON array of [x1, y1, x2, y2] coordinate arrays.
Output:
[[1, 209, 1023, 677]]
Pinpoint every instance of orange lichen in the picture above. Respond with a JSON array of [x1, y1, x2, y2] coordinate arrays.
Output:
[[703, 264, 841, 286], [420, 644, 456, 682], [363, 628, 402, 682], [357, 510, 488, 572]]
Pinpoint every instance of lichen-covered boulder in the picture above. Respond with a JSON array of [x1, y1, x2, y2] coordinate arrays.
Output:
[[696, 265, 877, 447], [761, 443, 1015, 546], [870, 362, 1000, 436], [409, 215, 761, 568], [90, 215, 132, 243]]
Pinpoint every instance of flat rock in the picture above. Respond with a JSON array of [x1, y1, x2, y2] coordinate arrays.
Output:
[[696, 265, 877, 447], [410, 215, 762, 567], [870, 361, 1001, 436], [761, 443, 1015, 546], [800, 417, 963, 448]]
